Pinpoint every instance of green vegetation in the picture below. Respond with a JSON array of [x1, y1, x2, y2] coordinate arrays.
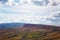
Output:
[[0, 28, 60, 40], [8, 30, 60, 40]]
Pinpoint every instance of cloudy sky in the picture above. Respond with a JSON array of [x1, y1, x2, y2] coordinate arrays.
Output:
[[0, 0, 60, 26]]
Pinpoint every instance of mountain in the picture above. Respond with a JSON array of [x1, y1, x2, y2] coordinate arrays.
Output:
[[0, 23, 24, 29], [0, 23, 60, 40], [0, 22, 60, 29], [23, 24, 60, 29]]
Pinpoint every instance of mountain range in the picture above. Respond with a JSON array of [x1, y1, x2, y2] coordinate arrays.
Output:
[[0, 23, 60, 29], [0, 23, 24, 29]]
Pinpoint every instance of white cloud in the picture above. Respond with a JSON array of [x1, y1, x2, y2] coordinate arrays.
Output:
[[54, 0, 60, 2], [0, 0, 60, 26], [6, 0, 14, 6], [0, 2, 2, 5]]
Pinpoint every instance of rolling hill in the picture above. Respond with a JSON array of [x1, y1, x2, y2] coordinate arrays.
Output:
[[0, 23, 60, 40]]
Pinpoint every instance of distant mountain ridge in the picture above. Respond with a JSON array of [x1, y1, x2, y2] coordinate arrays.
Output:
[[0, 23, 25, 29], [23, 24, 60, 29], [0, 23, 60, 29]]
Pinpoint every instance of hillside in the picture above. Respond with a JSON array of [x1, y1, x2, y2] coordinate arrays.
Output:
[[0, 23, 60, 40]]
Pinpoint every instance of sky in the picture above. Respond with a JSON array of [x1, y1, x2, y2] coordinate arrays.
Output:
[[0, 0, 60, 26]]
